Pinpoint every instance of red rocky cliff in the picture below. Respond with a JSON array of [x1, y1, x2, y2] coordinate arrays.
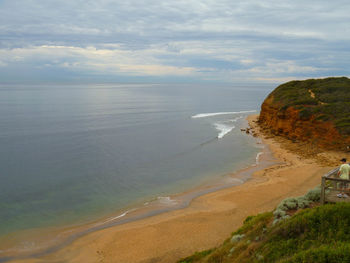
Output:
[[258, 95, 350, 151]]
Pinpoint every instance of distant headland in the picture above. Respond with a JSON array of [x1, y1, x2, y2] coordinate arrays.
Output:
[[259, 77, 350, 151]]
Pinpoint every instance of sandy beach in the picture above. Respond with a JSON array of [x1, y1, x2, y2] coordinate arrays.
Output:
[[9, 114, 339, 263]]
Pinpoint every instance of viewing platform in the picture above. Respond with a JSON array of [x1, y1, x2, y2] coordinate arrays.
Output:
[[321, 168, 350, 204]]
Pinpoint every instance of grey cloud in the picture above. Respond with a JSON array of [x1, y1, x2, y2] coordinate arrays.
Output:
[[2, 0, 349, 46], [0, 0, 349, 83]]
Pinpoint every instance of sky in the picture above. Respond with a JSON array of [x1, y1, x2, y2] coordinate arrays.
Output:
[[0, 0, 350, 84]]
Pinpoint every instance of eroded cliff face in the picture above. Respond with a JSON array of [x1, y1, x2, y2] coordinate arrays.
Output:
[[259, 95, 350, 150]]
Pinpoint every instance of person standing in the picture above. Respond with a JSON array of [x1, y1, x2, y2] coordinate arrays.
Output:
[[337, 158, 350, 198]]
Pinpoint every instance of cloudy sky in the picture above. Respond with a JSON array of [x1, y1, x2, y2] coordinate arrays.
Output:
[[0, 0, 349, 84]]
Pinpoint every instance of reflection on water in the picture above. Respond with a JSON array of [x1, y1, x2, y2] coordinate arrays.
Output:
[[0, 83, 273, 250]]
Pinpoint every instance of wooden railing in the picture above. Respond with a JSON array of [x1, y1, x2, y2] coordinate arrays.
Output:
[[321, 168, 350, 204]]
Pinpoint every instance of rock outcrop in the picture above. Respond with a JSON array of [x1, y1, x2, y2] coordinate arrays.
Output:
[[258, 77, 350, 151]]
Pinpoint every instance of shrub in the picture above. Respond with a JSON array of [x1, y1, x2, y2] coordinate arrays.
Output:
[[231, 234, 245, 243], [277, 197, 298, 211], [273, 209, 286, 218], [295, 196, 311, 209], [298, 108, 313, 120], [273, 187, 321, 225], [304, 186, 321, 202]]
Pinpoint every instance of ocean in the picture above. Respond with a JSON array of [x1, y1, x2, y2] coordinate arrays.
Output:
[[0, 83, 273, 256]]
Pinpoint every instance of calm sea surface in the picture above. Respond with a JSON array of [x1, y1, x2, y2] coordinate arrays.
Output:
[[0, 83, 272, 237]]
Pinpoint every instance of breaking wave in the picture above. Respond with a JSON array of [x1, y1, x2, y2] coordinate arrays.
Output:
[[191, 110, 256, 139], [255, 152, 263, 165], [215, 123, 234, 139], [191, 110, 256, 119], [214, 116, 243, 139], [101, 208, 137, 224], [157, 196, 178, 205]]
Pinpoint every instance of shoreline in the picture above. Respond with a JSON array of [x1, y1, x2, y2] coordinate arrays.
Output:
[[7, 114, 336, 263], [0, 116, 273, 262]]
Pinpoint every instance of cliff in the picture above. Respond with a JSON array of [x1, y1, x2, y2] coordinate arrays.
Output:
[[259, 77, 350, 150]]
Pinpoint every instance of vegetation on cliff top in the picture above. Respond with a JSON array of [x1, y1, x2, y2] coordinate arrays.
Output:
[[178, 191, 350, 263], [267, 77, 350, 135]]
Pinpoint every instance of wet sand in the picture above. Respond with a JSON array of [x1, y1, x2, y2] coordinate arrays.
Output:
[[9, 115, 335, 263]]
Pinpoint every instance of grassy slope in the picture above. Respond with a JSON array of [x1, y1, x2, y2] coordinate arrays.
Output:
[[178, 202, 350, 263], [267, 77, 350, 135]]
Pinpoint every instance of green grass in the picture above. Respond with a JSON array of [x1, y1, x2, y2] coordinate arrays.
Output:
[[178, 202, 350, 263], [281, 244, 350, 263], [258, 203, 350, 262], [178, 249, 215, 263]]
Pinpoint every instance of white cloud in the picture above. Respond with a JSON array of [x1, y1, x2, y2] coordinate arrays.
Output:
[[0, 45, 198, 76], [240, 59, 254, 65], [248, 61, 322, 74], [0, 0, 349, 83]]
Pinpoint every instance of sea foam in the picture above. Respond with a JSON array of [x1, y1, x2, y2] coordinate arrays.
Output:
[[255, 152, 263, 165], [214, 116, 243, 139], [192, 110, 256, 138], [102, 208, 137, 224], [157, 196, 178, 205], [215, 123, 235, 139], [191, 110, 256, 119]]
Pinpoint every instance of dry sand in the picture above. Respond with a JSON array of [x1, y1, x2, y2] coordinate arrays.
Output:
[[11, 115, 338, 263]]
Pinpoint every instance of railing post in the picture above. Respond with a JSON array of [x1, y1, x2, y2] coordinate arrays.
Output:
[[320, 176, 326, 205]]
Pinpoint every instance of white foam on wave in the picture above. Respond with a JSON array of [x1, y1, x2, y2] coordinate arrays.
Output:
[[226, 177, 245, 184], [215, 123, 235, 139], [226, 116, 243, 123], [191, 110, 256, 119], [214, 116, 243, 139], [255, 152, 264, 165], [101, 208, 137, 224], [157, 196, 178, 205]]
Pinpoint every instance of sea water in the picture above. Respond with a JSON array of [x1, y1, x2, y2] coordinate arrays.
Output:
[[0, 83, 273, 242]]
